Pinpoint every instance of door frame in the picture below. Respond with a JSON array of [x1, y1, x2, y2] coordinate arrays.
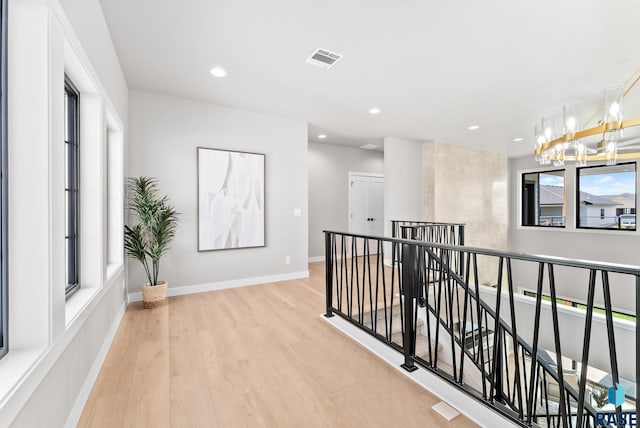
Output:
[[348, 171, 384, 233]]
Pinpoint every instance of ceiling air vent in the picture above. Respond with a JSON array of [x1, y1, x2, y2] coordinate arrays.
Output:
[[306, 48, 343, 70]]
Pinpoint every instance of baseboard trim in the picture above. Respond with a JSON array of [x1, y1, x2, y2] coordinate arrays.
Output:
[[64, 302, 127, 428], [128, 270, 310, 303]]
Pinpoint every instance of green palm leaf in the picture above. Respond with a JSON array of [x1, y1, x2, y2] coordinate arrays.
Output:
[[125, 177, 179, 286]]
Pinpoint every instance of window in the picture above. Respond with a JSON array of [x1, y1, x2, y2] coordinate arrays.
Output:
[[0, 0, 7, 360], [577, 163, 636, 231], [106, 126, 123, 272], [65, 78, 80, 296], [521, 169, 565, 227]]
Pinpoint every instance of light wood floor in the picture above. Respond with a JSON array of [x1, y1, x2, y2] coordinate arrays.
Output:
[[78, 262, 478, 428]]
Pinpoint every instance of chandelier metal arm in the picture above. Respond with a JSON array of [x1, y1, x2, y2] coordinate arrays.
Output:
[[559, 152, 640, 162], [534, 117, 640, 156]]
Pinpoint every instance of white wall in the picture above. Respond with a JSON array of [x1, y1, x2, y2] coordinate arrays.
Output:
[[59, 0, 128, 120], [127, 90, 309, 293], [1, 0, 128, 426], [508, 155, 640, 314], [308, 142, 383, 259], [478, 285, 635, 382], [383, 137, 424, 237]]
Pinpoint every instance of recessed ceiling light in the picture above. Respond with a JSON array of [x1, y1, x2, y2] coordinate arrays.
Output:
[[360, 144, 379, 150], [318, 134, 327, 139], [369, 107, 381, 115], [513, 137, 524, 142], [468, 125, 480, 130], [209, 67, 227, 78]]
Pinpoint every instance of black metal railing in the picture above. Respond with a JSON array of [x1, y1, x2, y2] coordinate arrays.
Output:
[[324, 229, 639, 428], [392, 221, 466, 299], [391, 220, 465, 247]]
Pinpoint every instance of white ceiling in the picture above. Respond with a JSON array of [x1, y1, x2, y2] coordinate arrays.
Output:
[[99, 0, 640, 156], [307, 123, 383, 150]]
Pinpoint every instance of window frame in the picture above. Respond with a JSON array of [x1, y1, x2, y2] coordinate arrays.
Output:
[[0, 0, 7, 360], [64, 77, 80, 298], [521, 168, 566, 228], [575, 162, 637, 232]]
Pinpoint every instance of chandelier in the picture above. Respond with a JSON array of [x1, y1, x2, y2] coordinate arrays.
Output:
[[534, 69, 640, 167]]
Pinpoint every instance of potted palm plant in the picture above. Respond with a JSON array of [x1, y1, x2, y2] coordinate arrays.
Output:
[[124, 176, 178, 308]]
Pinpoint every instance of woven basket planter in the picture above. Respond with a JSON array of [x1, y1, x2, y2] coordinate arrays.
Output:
[[142, 281, 168, 309]]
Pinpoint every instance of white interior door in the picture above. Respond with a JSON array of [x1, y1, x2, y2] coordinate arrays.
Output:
[[368, 177, 384, 236], [349, 175, 370, 235], [349, 173, 385, 256]]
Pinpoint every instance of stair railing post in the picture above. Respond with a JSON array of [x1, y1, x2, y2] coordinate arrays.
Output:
[[493, 326, 504, 403], [403, 226, 427, 309], [458, 225, 465, 278], [401, 231, 418, 372], [324, 231, 334, 318]]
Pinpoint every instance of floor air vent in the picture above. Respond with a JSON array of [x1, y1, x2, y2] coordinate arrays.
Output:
[[306, 48, 343, 69]]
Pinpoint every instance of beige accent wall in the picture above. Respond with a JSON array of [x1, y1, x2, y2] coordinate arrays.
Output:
[[423, 142, 508, 284]]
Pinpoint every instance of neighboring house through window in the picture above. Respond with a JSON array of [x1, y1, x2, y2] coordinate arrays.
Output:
[[522, 170, 566, 227], [577, 163, 636, 230]]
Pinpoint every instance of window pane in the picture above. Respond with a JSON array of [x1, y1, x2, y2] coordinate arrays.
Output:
[[64, 142, 69, 189], [64, 79, 80, 297], [577, 163, 636, 230], [66, 237, 77, 287], [65, 190, 69, 237], [0, 0, 7, 359], [64, 91, 68, 142], [522, 170, 565, 227]]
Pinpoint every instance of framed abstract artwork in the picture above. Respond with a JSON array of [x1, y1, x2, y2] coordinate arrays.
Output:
[[197, 147, 265, 251]]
